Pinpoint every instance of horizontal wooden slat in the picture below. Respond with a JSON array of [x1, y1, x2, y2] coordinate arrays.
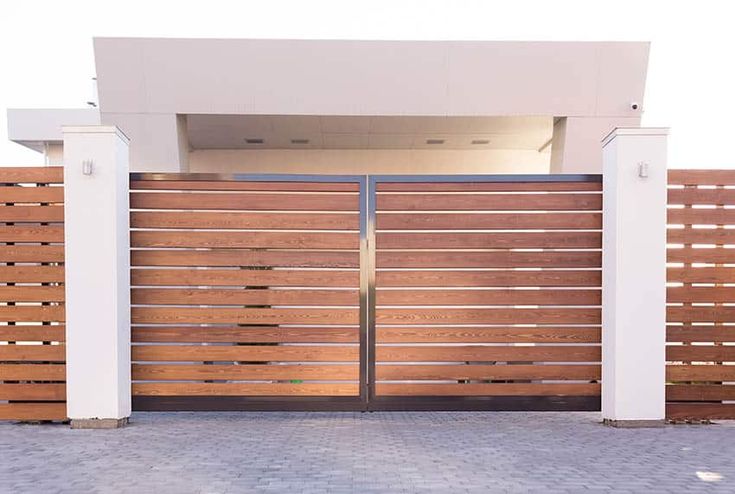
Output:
[[375, 383, 600, 396], [376, 364, 600, 381], [0, 186, 64, 204], [376, 326, 600, 343], [667, 326, 735, 342], [377, 212, 601, 230], [0, 364, 65, 380], [0, 225, 64, 242], [667, 247, 735, 264], [132, 307, 358, 325], [131, 249, 359, 268], [0, 245, 64, 262], [667, 286, 735, 303], [131, 211, 359, 230], [668, 228, 735, 244], [132, 345, 359, 362], [132, 326, 358, 343], [0, 305, 65, 322], [0, 266, 64, 283], [376, 181, 602, 192], [0, 383, 65, 401], [131, 269, 358, 287], [668, 208, 735, 225], [131, 180, 359, 192], [666, 403, 735, 420], [666, 384, 735, 401], [377, 193, 602, 211], [375, 345, 600, 362], [131, 231, 358, 250], [0, 286, 65, 302], [132, 288, 358, 306], [668, 188, 735, 206], [377, 232, 601, 249], [130, 192, 358, 211], [668, 169, 735, 186], [0, 205, 64, 222], [0, 403, 66, 421], [667, 267, 735, 284], [0, 167, 63, 184], [667, 307, 735, 323], [377, 288, 600, 306], [132, 363, 359, 380], [377, 251, 601, 269], [667, 365, 735, 381], [0, 344, 65, 362], [666, 345, 735, 361], [376, 308, 600, 325], [133, 382, 359, 396], [0, 326, 65, 342], [377, 270, 601, 287]]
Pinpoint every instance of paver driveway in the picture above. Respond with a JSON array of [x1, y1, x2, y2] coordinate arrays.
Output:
[[1, 412, 734, 493]]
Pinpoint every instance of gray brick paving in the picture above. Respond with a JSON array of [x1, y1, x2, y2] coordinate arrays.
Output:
[[1, 412, 734, 493]]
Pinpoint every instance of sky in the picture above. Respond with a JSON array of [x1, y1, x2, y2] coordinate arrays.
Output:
[[0, 0, 733, 168]]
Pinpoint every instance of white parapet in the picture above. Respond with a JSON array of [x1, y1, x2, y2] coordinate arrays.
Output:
[[601, 127, 669, 427], [62, 126, 131, 428]]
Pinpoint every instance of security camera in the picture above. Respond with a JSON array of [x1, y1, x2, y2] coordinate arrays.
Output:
[[630, 102, 640, 111]]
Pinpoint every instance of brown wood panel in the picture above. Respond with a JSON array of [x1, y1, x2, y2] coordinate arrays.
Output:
[[132, 307, 359, 325], [132, 288, 358, 306], [376, 326, 600, 344], [667, 326, 735, 342], [0, 305, 65, 322], [668, 188, 735, 206], [0, 186, 64, 204], [0, 245, 64, 263], [375, 383, 600, 396], [667, 286, 735, 303], [0, 286, 65, 302], [377, 212, 601, 230], [132, 326, 358, 343], [668, 247, 735, 264], [0, 266, 64, 283], [667, 365, 735, 381], [375, 345, 600, 362], [131, 268, 358, 287], [132, 345, 359, 362], [132, 249, 359, 268], [668, 228, 735, 245], [376, 288, 600, 306], [377, 193, 602, 211], [375, 308, 600, 325], [667, 403, 735, 420], [667, 267, 735, 284], [668, 208, 735, 225], [376, 182, 602, 192], [132, 363, 359, 381], [0, 225, 64, 242], [376, 364, 600, 381], [377, 251, 601, 269], [131, 230, 358, 250], [0, 326, 65, 342], [666, 345, 735, 361], [667, 306, 735, 323], [666, 384, 735, 401], [0, 205, 64, 222], [130, 191, 358, 211], [376, 270, 601, 287], [0, 403, 66, 421], [0, 344, 65, 362], [131, 180, 359, 192], [131, 211, 359, 230], [0, 364, 66, 380], [0, 383, 66, 401], [377, 232, 601, 249], [133, 382, 360, 396], [0, 167, 63, 184], [669, 169, 735, 186]]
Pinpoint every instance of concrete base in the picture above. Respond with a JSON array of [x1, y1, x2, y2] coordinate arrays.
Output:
[[70, 417, 129, 429], [602, 418, 665, 429]]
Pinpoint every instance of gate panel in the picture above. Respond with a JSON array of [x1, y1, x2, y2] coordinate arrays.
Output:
[[369, 176, 602, 410], [130, 174, 366, 410]]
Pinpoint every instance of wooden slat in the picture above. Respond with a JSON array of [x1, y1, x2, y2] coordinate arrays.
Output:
[[131, 231, 358, 250], [132, 345, 359, 362], [377, 193, 602, 211], [667, 286, 735, 303], [0, 383, 65, 401], [0, 206, 64, 222], [377, 232, 601, 249], [132, 211, 358, 230], [132, 288, 358, 306], [667, 267, 735, 284], [666, 345, 735, 361], [130, 192, 358, 211], [0, 364, 65, 380], [667, 365, 735, 381], [375, 308, 600, 325], [376, 182, 602, 192], [0, 187, 64, 203], [375, 345, 600, 362], [132, 363, 358, 380], [375, 383, 600, 396], [132, 326, 358, 343], [666, 384, 735, 401], [0, 403, 66, 421], [666, 403, 735, 420], [0, 225, 64, 242], [668, 208, 735, 225], [377, 251, 601, 269], [131, 269, 358, 287], [0, 167, 63, 184], [131, 180, 359, 192], [131, 249, 359, 268], [668, 188, 735, 205], [133, 382, 359, 396], [376, 364, 600, 381], [0, 286, 65, 302], [667, 306, 735, 323], [668, 169, 735, 186], [0, 326, 65, 342], [668, 228, 735, 244], [377, 212, 601, 230], [0, 305, 65, 322], [668, 247, 735, 264], [376, 288, 600, 306], [377, 270, 601, 287], [667, 326, 735, 342], [376, 326, 600, 343], [0, 344, 65, 362], [131, 307, 358, 325], [0, 245, 64, 263]]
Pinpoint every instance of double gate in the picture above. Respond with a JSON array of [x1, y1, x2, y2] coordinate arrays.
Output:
[[130, 173, 602, 411]]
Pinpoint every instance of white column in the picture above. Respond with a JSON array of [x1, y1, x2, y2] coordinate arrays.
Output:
[[62, 126, 131, 429], [601, 127, 668, 427]]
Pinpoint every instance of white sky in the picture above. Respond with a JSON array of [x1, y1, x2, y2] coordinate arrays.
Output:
[[0, 0, 733, 168]]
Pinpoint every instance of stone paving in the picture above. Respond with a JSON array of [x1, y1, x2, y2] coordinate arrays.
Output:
[[1, 412, 734, 493]]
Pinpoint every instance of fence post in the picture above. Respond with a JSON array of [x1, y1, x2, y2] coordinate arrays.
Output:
[[62, 126, 131, 429], [601, 127, 668, 427]]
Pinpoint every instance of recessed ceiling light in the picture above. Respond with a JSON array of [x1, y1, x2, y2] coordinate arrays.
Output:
[[471, 139, 490, 145], [291, 139, 310, 144], [426, 139, 445, 145], [244, 138, 264, 144]]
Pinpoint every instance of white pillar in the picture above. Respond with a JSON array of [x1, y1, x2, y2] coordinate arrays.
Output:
[[601, 127, 668, 427], [62, 126, 131, 429]]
